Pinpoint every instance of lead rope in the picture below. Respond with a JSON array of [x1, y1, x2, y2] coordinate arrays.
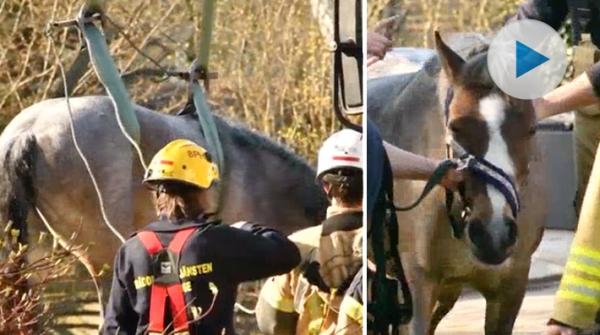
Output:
[[392, 159, 458, 212]]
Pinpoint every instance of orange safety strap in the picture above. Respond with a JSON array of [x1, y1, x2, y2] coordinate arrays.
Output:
[[137, 227, 197, 333]]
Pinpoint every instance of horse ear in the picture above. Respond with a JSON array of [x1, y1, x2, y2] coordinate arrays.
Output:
[[434, 31, 465, 84]]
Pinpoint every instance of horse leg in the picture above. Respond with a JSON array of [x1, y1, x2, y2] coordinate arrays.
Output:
[[84, 159, 137, 310], [34, 140, 137, 310], [482, 271, 528, 335], [428, 285, 462, 335], [408, 267, 437, 335]]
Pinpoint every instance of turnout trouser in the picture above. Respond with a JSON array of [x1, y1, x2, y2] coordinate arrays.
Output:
[[553, 137, 600, 329], [574, 107, 600, 213], [552, 42, 600, 330]]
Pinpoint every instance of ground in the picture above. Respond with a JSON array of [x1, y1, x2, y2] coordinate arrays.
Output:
[[435, 229, 573, 335], [50, 281, 558, 334], [47, 230, 572, 333], [437, 281, 558, 335]]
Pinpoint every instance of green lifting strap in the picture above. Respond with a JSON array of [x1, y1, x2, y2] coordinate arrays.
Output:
[[190, 80, 224, 179], [193, 0, 224, 173], [199, 0, 216, 75], [79, 12, 141, 147], [78, 1, 224, 215], [191, 0, 225, 212]]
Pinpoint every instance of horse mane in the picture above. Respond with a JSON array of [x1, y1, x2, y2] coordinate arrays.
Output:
[[368, 56, 442, 152], [215, 116, 314, 170], [460, 44, 494, 89], [213, 116, 327, 225]]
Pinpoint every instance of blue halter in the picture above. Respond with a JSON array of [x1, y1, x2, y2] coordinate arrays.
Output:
[[444, 87, 521, 219], [447, 139, 520, 218]]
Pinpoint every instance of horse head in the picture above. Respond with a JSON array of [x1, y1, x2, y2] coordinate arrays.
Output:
[[434, 32, 537, 265]]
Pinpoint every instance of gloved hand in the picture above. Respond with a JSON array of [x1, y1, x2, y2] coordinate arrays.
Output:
[[542, 324, 578, 335], [543, 319, 579, 335], [230, 221, 248, 229]]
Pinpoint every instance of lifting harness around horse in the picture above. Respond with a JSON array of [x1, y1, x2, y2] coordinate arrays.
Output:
[[47, 0, 224, 244]]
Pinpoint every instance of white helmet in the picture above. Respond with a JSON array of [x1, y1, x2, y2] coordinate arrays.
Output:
[[316, 129, 363, 178]]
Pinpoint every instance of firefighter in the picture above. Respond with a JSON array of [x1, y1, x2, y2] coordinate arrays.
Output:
[[254, 127, 462, 335], [102, 139, 300, 335], [507, 1, 600, 334], [255, 129, 364, 335], [537, 55, 600, 335]]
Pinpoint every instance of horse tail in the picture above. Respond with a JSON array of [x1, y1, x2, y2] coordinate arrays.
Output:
[[0, 133, 37, 245]]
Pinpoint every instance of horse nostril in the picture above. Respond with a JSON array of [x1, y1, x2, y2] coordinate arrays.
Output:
[[467, 219, 485, 243], [505, 218, 517, 247]]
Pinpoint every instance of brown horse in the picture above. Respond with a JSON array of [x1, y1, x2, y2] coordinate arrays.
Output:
[[368, 33, 547, 334], [0, 96, 328, 305]]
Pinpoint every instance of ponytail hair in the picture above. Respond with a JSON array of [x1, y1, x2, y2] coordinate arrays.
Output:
[[320, 168, 362, 206], [153, 182, 206, 221]]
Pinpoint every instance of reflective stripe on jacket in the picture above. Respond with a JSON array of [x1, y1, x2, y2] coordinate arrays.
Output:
[[554, 143, 600, 329], [334, 268, 363, 335], [256, 210, 362, 335]]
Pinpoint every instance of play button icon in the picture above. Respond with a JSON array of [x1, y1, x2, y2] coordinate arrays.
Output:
[[515, 40, 549, 77], [488, 19, 568, 100]]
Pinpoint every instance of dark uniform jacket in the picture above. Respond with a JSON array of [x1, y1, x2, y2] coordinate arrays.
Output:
[[514, 0, 600, 95], [102, 218, 300, 335]]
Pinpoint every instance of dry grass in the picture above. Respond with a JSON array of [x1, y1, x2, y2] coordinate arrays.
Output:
[[367, 0, 574, 80], [0, 0, 334, 162], [1, 0, 334, 331], [0, 224, 82, 334], [368, 0, 521, 47]]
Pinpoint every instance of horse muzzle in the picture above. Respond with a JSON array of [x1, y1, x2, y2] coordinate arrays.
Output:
[[466, 216, 517, 265]]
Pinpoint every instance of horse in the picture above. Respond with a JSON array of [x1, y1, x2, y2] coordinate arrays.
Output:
[[0, 95, 328, 305], [368, 33, 547, 334]]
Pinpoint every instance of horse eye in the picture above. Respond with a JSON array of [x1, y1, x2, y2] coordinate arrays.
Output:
[[449, 122, 461, 134], [527, 127, 537, 136]]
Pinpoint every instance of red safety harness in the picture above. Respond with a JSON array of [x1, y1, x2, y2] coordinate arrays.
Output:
[[137, 227, 197, 334]]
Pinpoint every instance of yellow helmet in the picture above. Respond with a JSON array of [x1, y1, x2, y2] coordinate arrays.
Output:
[[143, 139, 220, 189]]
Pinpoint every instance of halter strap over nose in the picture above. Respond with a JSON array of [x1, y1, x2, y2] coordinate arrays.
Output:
[[444, 87, 520, 219], [447, 131, 520, 219]]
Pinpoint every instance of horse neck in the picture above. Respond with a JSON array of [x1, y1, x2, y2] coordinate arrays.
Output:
[[213, 117, 328, 232], [394, 60, 447, 159]]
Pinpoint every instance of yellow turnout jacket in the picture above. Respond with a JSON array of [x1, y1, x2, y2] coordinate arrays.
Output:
[[256, 207, 363, 335]]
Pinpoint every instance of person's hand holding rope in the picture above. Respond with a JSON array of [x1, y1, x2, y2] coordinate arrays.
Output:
[[439, 164, 464, 192]]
